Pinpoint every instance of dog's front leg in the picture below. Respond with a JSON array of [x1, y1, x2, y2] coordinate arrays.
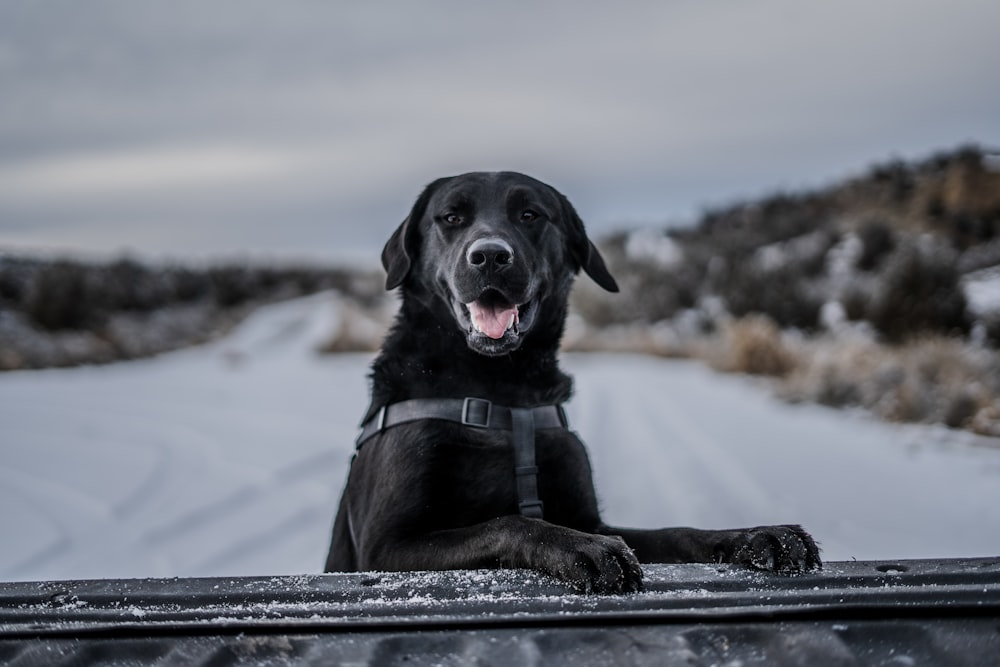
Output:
[[362, 515, 644, 594], [599, 524, 821, 573]]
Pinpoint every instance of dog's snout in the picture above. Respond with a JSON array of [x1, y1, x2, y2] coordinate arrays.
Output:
[[466, 238, 514, 270]]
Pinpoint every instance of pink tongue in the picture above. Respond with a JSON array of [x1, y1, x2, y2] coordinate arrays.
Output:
[[468, 301, 518, 339]]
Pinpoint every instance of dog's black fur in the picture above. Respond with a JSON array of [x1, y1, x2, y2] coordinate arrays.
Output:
[[325, 171, 820, 593]]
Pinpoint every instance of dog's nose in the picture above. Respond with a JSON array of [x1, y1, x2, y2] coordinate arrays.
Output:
[[466, 238, 514, 270]]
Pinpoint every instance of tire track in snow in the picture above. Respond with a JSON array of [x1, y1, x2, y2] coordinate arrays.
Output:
[[0, 294, 355, 580], [572, 375, 704, 526], [194, 505, 331, 574], [141, 448, 340, 549], [633, 381, 779, 522], [0, 465, 111, 576], [4, 294, 997, 579], [1, 390, 218, 519], [568, 356, 778, 529]]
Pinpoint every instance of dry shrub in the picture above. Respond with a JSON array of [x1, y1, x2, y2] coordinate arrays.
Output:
[[938, 148, 1000, 218], [719, 263, 824, 331], [318, 298, 395, 354], [26, 260, 92, 330], [895, 338, 1000, 434], [568, 248, 697, 327], [562, 320, 688, 357], [970, 404, 1000, 438], [864, 238, 968, 342], [778, 338, 879, 408], [707, 314, 798, 377], [780, 335, 1000, 435]]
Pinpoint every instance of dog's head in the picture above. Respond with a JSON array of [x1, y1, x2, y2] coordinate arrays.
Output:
[[382, 171, 618, 356]]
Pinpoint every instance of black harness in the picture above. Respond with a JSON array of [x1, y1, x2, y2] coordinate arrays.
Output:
[[356, 397, 568, 519]]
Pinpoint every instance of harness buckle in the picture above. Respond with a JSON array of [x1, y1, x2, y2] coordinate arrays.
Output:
[[461, 397, 492, 428]]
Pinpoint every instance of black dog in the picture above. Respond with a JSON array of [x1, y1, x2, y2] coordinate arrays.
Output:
[[325, 172, 820, 593]]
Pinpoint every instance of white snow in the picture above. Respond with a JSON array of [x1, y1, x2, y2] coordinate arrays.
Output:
[[624, 229, 683, 269], [1, 293, 998, 583], [753, 230, 831, 272], [962, 265, 1000, 317]]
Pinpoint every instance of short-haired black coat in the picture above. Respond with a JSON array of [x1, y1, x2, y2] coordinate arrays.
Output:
[[325, 172, 820, 593]]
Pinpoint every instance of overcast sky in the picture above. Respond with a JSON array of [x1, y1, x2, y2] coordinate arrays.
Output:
[[0, 1, 997, 264]]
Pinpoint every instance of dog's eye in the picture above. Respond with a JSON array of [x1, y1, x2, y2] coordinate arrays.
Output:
[[443, 213, 463, 225], [520, 210, 540, 223]]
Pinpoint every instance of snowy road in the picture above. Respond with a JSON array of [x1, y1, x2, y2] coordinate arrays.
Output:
[[2, 293, 998, 582]]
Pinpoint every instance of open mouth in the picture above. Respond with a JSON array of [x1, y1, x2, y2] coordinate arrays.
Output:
[[452, 286, 536, 356], [465, 289, 520, 340]]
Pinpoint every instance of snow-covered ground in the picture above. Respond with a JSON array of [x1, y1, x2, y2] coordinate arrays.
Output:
[[2, 293, 998, 583]]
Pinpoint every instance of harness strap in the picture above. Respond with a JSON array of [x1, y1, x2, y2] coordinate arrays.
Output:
[[356, 397, 567, 447], [355, 397, 566, 520], [510, 407, 543, 518]]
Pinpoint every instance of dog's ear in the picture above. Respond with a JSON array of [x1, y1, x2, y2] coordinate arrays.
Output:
[[558, 193, 619, 293], [579, 238, 619, 293], [381, 217, 415, 290], [382, 178, 449, 290]]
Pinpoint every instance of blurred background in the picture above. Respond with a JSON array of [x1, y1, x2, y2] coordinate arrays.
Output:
[[1, 0, 997, 261], [2, 1, 1000, 580]]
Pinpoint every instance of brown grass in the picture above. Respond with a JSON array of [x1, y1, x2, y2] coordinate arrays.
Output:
[[777, 334, 1000, 437], [702, 314, 797, 377], [566, 312, 1000, 438], [317, 298, 395, 354]]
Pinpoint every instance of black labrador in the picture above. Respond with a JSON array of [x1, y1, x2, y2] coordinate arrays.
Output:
[[325, 171, 820, 593]]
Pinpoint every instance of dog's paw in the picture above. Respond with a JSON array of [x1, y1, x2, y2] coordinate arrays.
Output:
[[717, 524, 821, 574], [541, 533, 644, 595]]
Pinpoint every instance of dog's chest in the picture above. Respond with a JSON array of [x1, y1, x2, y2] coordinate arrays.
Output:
[[425, 425, 595, 527]]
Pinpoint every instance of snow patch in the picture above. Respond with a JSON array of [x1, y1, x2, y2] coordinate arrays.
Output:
[[962, 266, 1000, 317], [625, 230, 683, 269], [1, 294, 999, 583]]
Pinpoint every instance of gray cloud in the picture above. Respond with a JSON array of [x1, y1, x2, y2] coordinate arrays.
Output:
[[1, 0, 997, 261]]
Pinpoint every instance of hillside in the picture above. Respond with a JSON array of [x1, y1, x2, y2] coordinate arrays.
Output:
[[574, 145, 1000, 338], [569, 145, 1000, 436], [2, 145, 998, 434], [0, 256, 383, 370]]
